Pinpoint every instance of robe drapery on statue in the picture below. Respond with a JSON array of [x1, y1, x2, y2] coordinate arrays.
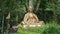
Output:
[[23, 13, 39, 25], [18, 6, 45, 28], [21, 12, 44, 28]]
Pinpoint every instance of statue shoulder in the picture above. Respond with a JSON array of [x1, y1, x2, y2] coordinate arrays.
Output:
[[32, 13, 37, 16], [25, 13, 30, 15], [24, 13, 30, 17]]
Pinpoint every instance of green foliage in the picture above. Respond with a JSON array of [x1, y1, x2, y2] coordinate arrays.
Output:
[[17, 23, 60, 34], [0, 0, 60, 33], [0, 0, 59, 26]]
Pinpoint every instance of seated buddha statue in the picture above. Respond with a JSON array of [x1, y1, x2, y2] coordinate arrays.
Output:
[[18, 6, 45, 28]]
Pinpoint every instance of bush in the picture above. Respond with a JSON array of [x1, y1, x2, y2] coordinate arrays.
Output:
[[17, 23, 60, 34], [42, 23, 60, 34]]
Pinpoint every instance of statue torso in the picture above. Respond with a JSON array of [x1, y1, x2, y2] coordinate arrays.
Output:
[[25, 13, 38, 24]]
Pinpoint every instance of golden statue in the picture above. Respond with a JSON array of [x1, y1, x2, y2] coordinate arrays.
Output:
[[18, 6, 45, 28]]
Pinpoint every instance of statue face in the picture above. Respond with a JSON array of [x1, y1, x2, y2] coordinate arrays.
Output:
[[28, 6, 33, 12]]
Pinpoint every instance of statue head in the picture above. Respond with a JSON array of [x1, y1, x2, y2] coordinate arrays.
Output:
[[28, 6, 33, 12]]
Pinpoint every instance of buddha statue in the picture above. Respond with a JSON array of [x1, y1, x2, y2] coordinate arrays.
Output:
[[18, 6, 45, 28], [23, 6, 39, 24]]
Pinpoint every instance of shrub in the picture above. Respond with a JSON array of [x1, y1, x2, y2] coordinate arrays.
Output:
[[17, 23, 60, 34]]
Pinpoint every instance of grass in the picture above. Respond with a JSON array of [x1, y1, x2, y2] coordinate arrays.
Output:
[[17, 23, 60, 34]]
